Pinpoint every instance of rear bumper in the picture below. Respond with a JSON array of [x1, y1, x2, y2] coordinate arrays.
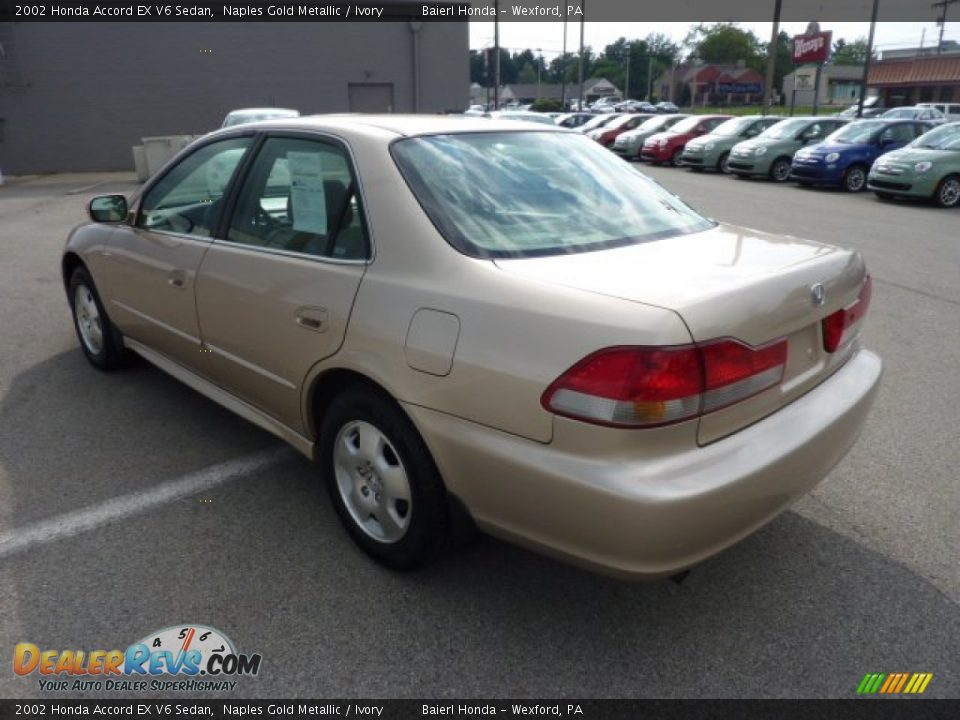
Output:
[[405, 348, 882, 580]]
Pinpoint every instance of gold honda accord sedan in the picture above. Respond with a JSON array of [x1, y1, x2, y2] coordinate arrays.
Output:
[[62, 115, 882, 578]]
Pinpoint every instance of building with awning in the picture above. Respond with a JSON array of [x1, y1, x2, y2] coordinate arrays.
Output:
[[868, 53, 960, 107]]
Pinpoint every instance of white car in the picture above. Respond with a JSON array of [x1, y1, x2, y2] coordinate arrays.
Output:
[[221, 108, 300, 128]]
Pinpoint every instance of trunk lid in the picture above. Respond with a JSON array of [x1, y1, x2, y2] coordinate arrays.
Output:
[[495, 223, 868, 444]]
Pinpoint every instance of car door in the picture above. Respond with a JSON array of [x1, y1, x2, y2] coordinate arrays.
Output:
[[102, 136, 254, 373], [195, 133, 370, 434]]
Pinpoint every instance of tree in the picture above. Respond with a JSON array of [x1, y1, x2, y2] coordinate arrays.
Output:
[[685, 23, 763, 65], [832, 37, 873, 65], [469, 50, 485, 84]]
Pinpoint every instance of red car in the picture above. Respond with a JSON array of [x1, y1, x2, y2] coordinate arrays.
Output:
[[588, 113, 652, 147], [640, 114, 732, 166]]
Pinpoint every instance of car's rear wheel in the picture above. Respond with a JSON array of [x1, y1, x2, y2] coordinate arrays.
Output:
[[319, 386, 449, 569], [68, 267, 128, 371], [769, 158, 792, 183], [842, 164, 868, 192], [718, 152, 731, 174], [934, 175, 960, 208], [670, 149, 684, 167]]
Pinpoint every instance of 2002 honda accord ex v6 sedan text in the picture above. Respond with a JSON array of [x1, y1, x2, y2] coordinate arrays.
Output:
[[63, 115, 882, 579]]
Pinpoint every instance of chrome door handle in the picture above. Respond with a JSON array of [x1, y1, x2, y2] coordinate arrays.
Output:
[[295, 306, 328, 332]]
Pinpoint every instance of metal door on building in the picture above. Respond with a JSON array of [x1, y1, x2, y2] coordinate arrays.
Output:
[[348, 83, 395, 113]]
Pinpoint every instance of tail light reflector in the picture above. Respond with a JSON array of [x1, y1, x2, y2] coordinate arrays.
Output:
[[823, 275, 872, 353], [541, 337, 787, 428]]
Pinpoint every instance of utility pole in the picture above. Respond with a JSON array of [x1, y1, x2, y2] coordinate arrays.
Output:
[[763, 0, 783, 114], [561, 18, 568, 108], [933, 0, 958, 54], [857, 0, 880, 118], [494, 0, 500, 109], [577, 0, 586, 110], [647, 55, 653, 100], [624, 43, 631, 101]]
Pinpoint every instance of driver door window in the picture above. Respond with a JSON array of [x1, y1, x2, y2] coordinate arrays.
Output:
[[137, 138, 252, 237]]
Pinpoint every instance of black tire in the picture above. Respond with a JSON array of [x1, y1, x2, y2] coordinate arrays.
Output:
[[670, 148, 684, 167], [933, 175, 960, 208], [68, 267, 129, 371], [842, 164, 868, 193], [319, 386, 449, 570], [717, 152, 731, 174], [769, 157, 792, 183]]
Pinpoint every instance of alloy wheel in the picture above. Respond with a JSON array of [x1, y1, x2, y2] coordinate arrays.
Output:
[[333, 420, 412, 543], [73, 284, 104, 355], [937, 177, 960, 207]]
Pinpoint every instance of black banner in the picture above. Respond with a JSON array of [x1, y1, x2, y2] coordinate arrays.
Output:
[[0, 0, 951, 22], [0, 700, 959, 720]]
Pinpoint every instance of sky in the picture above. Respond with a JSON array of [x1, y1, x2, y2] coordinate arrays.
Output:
[[469, 21, 960, 57]]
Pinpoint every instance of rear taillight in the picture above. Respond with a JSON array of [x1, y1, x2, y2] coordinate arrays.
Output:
[[541, 338, 787, 428], [822, 274, 872, 353]]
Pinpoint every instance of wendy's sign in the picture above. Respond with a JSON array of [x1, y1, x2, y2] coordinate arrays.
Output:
[[792, 31, 832, 64]]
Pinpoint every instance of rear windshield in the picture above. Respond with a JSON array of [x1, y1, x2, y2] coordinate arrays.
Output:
[[391, 131, 715, 259]]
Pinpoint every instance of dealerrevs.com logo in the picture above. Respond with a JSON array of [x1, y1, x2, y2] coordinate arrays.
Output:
[[14, 624, 262, 693]]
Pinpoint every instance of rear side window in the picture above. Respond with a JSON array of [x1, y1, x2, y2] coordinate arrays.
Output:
[[225, 136, 369, 260], [138, 137, 252, 237], [392, 131, 714, 259]]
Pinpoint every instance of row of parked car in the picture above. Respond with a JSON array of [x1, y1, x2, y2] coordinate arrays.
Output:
[[576, 108, 960, 208]]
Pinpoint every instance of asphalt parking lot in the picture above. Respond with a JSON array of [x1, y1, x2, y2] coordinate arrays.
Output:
[[1, 165, 958, 699]]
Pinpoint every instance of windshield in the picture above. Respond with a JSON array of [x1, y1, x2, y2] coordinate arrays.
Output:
[[637, 116, 671, 132], [711, 117, 758, 137], [580, 114, 620, 132], [826, 121, 885, 144], [392, 131, 715, 258], [760, 118, 810, 139], [910, 123, 960, 151], [882, 108, 915, 119], [668, 116, 703, 134]]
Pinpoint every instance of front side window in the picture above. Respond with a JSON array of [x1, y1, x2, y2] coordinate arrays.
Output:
[[225, 136, 369, 260], [879, 123, 916, 144], [392, 131, 715, 259], [138, 137, 252, 237], [760, 118, 810, 139]]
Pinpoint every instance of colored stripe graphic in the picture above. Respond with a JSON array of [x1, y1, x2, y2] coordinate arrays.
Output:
[[857, 672, 933, 695]]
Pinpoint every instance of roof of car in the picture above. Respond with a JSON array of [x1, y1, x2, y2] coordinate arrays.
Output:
[[222, 113, 568, 138]]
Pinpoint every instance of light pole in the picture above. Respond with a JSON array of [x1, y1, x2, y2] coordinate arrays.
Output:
[[561, 18, 568, 108], [857, 0, 880, 118], [536, 48, 543, 99], [763, 0, 783, 114], [577, 0, 586, 110], [624, 43, 631, 101]]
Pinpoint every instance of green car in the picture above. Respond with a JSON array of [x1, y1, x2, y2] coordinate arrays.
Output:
[[727, 116, 849, 182], [681, 116, 782, 173], [867, 121, 960, 207]]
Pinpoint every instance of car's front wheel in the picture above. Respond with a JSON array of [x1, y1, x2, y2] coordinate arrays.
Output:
[[68, 267, 128, 371], [934, 175, 960, 208], [769, 158, 792, 183], [670, 149, 684, 167], [319, 386, 449, 569], [842, 164, 868, 192], [718, 152, 731, 174]]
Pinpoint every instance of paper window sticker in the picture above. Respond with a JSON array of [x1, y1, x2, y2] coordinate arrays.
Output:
[[288, 151, 327, 235]]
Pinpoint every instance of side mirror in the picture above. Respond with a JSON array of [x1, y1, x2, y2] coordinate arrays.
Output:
[[88, 195, 128, 224]]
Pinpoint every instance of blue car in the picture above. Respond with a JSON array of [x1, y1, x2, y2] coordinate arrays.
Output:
[[790, 119, 933, 192]]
